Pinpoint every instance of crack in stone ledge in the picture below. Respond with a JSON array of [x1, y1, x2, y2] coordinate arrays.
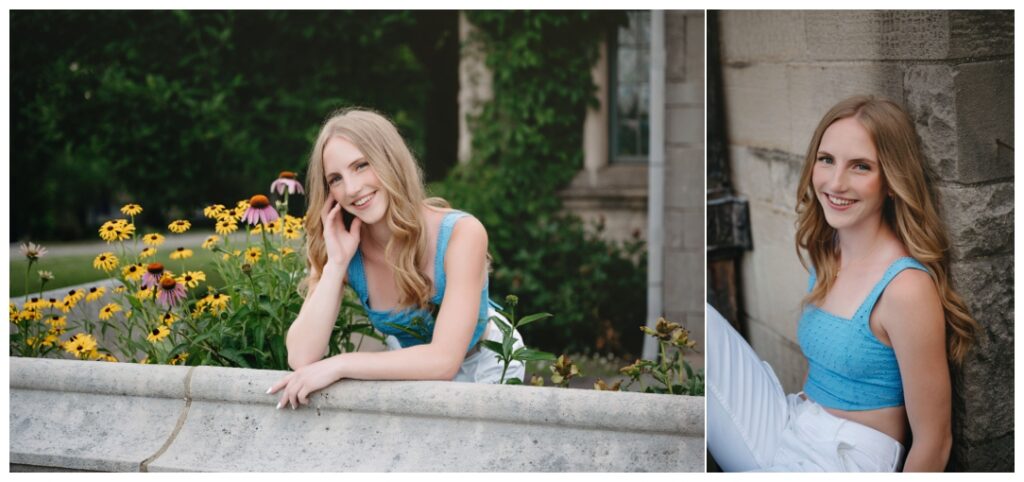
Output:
[[139, 366, 196, 472]]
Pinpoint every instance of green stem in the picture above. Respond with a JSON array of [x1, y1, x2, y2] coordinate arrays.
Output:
[[24, 259, 34, 303]]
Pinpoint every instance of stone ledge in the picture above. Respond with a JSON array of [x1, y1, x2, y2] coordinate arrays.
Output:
[[10, 357, 704, 472]]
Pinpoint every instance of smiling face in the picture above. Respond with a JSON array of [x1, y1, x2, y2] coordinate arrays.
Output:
[[322, 136, 389, 225], [811, 116, 887, 232]]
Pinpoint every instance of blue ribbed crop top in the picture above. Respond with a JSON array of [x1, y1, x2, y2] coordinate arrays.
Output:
[[798, 257, 929, 411], [346, 210, 493, 350]]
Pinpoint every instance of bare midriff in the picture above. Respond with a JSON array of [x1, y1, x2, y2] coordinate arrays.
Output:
[[801, 392, 908, 446]]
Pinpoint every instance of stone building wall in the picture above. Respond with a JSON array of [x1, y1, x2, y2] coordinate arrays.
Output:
[[718, 10, 1013, 471], [663, 10, 706, 348]]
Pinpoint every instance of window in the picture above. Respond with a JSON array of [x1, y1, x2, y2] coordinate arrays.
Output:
[[609, 11, 650, 163]]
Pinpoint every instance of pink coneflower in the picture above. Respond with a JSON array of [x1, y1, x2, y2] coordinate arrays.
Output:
[[270, 171, 304, 195], [142, 263, 165, 289], [156, 275, 186, 309], [242, 194, 279, 226]]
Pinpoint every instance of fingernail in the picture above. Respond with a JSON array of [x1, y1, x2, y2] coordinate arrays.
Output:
[[276, 401, 282, 410], [291, 404, 296, 410], [266, 387, 272, 394]]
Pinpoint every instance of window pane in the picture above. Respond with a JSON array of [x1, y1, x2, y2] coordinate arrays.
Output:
[[614, 11, 650, 161]]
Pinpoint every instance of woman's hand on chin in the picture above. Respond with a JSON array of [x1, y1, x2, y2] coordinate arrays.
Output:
[[321, 198, 361, 268], [267, 356, 344, 410]]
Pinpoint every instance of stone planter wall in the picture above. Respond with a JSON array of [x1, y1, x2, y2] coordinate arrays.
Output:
[[10, 357, 704, 472]]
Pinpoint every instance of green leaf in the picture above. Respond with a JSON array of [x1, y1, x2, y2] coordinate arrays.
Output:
[[505, 377, 523, 385], [489, 315, 513, 336], [381, 322, 428, 342], [480, 340, 506, 359], [513, 348, 556, 362], [219, 348, 251, 368], [516, 312, 552, 327]]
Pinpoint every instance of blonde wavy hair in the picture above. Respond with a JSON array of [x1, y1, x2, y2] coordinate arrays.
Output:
[[300, 108, 449, 310], [794, 95, 978, 365]]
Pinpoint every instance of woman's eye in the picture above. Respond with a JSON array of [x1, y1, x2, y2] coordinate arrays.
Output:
[[328, 177, 340, 186], [853, 163, 871, 172], [817, 156, 834, 164], [356, 162, 369, 171]]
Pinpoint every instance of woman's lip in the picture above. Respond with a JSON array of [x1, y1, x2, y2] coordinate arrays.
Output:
[[351, 192, 375, 210], [824, 193, 857, 211]]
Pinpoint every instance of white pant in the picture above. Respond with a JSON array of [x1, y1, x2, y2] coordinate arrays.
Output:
[[706, 303, 907, 472], [384, 307, 525, 384]]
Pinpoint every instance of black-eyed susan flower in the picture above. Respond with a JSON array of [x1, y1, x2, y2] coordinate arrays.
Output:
[[271, 171, 305, 195], [93, 252, 119, 272], [242, 195, 279, 226], [59, 298, 76, 313], [41, 333, 60, 348], [245, 247, 261, 263], [202, 235, 220, 249], [98, 353, 118, 362], [64, 289, 85, 304], [168, 220, 191, 234], [98, 221, 121, 242], [284, 214, 303, 228], [47, 297, 60, 309], [19, 242, 48, 262], [146, 325, 171, 343], [46, 314, 67, 329], [122, 263, 144, 282], [114, 220, 135, 241], [161, 312, 179, 326], [142, 263, 165, 289], [142, 233, 165, 247], [140, 247, 157, 259], [264, 219, 283, 234], [85, 286, 106, 302], [176, 271, 206, 289], [114, 285, 126, 294], [200, 292, 230, 314], [62, 333, 98, 358], [280, 247, 296, 256], [156, 275, 186, 309], [169, 352, 189, 365], [98, 303, 122, 321], [19, 309, 42, 321], [204, 204, 226, 219], [24, 297, 45, 311], [169, 247, 193, 260], [120, 203, 143, 216], [215, 217, 238, 236], [9, 302, 17, 320], [268, 253, 280, 262], [135, 286, 154, 301], [282, 226, 301, 240]]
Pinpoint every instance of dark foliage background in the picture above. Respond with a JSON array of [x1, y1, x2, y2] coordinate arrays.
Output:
[[11, 10, 458, 240]]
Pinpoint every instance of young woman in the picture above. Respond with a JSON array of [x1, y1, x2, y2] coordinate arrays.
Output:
[[707, 96, 978, 472], [269, 108, 523, 410]]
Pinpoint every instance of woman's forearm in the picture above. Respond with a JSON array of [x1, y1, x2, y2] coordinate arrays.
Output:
[[328, 343, 464, 382], [901, 435, 952, 472], [286, 262, 348, 368]]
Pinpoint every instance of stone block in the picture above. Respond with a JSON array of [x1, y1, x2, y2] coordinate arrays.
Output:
[[666, 147, 704, 210], [949, 11, 1014, 58], [664, 250, 703, 316], [953, 59, 1014, 183], [784, 63, 905, 156], [664, 10, 703, 86], [666, 80, 702, 106], [722, 62, 791, 151], [729, 146, 775, 205], [803, 11, 949, 60], [904, 64, 959, 181], [950, 256, 1015, 468], [663, 207, 703, 252], [746, 319, 808, 395], [667, 104, 704, 146], [719, 11, 807, 63], [938, 181, 1014, 259], [738, 200, 805, 342]]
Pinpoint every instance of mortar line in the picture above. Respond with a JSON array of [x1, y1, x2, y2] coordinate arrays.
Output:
[[139, 366, 197, 472]]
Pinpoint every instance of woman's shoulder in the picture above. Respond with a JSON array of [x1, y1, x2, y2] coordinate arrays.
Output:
[[876, 263, 942, 334]]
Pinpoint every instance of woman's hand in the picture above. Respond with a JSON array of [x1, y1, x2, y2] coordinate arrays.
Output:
[[321, 197, 362, 268], [267, 356, 344, 410]]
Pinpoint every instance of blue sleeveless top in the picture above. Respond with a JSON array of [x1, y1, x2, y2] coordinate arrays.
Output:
[[346, 210, 493, 350], [798, 257, 929, 411]]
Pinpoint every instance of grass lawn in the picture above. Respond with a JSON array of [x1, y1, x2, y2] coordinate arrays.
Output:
[[11, 249, 226, 298]]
